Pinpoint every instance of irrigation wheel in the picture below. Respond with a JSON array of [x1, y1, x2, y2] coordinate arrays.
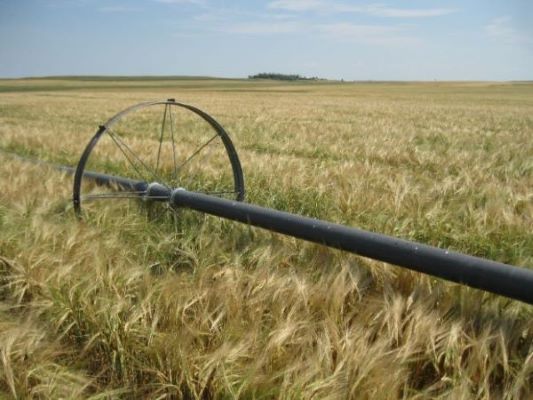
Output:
[[73, 99, 245, 217]]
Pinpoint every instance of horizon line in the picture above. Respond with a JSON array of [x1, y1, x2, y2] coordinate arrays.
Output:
[[1, 75, 532, 83]]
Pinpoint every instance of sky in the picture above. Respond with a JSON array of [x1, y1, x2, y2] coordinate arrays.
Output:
[[0, 0, 532, 80]]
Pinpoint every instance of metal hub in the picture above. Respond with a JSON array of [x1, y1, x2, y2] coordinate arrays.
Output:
[[145, 182, 172, 201]]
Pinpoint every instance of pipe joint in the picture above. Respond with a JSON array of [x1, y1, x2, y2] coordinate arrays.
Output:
[[170, 187, 187, 207], [145, 182, 172, 201]]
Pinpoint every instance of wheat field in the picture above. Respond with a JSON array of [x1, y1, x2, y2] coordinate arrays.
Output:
[[0, 78, 532, 399]]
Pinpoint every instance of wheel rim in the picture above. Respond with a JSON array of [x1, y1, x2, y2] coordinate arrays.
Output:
[[73, 100, 245, 217]]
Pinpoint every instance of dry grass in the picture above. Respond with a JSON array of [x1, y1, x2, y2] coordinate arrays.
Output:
[[0, 79, 532, 398]]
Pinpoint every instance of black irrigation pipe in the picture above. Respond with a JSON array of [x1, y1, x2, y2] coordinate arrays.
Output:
[[170, 190, 533, 305], [0, 149, 147, 192], [2, 150, 533, 305]]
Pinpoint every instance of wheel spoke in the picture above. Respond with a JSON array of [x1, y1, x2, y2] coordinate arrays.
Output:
[[155, 104, 168, 174], [82, 191, 147, 201], [199, 190, 239, 197], [168, 104, 178, 182], [176, 134, 219, 173], [82, 190, 170, 201], [107, 128, 169, 188], [106, 129, 148, 182]]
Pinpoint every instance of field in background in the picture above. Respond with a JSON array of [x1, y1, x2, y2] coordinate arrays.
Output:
[[0, 78, 532, 398]]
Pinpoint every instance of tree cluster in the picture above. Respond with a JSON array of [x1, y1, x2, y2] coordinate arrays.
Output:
[[248, 73, 319, 81]]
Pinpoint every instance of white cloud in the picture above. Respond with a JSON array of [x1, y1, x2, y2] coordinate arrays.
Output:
[[318, 22, 419, 45], [485, 17, 515, 39], [194, 9, 295, 22], [268, 0, 324, 12], [363, 5, 455, 18], [155, 0, 206, 5], [268, 1, 456, 18], [172, 2, 428, 44], [212, 18, 420, 46], [194, 13, 220, 22], [220, 21, 304, 35], [99, 6, 141, 13], [485, 16, 532, 45], [318, 23, 398, 36]]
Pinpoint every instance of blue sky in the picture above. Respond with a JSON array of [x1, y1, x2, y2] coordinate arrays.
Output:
[[0, 0, 532, 80]]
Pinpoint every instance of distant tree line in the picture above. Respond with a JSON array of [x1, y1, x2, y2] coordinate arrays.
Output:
[[248, 73, 320, 81]]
